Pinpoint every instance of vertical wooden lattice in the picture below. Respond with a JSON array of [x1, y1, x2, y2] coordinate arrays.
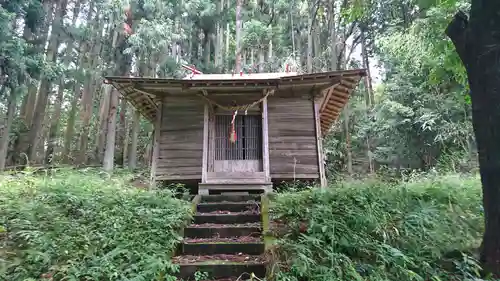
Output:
[[215, 115, 262, 160]]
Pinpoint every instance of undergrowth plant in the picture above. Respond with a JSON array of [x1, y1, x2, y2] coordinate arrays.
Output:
[[0, 168, 192, 281], [269, 174, 489, 281]]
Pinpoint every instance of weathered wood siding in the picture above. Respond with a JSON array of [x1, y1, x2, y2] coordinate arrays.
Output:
[[157, 96, 204, 180], [268, 95, 320, 179]]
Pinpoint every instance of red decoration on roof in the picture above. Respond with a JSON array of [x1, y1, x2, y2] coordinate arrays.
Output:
[[123, 4, 133, 36], [123, 23, 133, 36], [181, 64, 203, 78]]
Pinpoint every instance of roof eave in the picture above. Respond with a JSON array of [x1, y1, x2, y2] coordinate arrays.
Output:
[[104, 69, 367, 124]]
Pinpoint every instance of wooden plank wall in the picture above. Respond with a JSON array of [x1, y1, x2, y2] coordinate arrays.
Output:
[[157, 96, 204, 180], [268, 95, 320, 179]]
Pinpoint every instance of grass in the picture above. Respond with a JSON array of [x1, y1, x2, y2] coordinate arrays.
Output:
[[0, 169, 490, 281], [268, 174, 487, 281], [0, 168, 192, 281]]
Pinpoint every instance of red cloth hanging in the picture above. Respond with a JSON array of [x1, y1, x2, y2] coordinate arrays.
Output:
[[229, 111, 237, 143]]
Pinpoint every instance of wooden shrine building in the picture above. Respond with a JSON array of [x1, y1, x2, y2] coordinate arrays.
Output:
[[105, 69, 366, 194]]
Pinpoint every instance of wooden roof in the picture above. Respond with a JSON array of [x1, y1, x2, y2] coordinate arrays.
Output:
[[104, 69, 366, 135], [183, 72, 298, 80]]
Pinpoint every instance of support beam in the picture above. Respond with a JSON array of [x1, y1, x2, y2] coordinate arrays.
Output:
[[202, 103, 209, 183], [262, 94, 270, 183], [313, 98, 327, 188], [150, 101, 163, 190], [131, 87, 159, 110], [208, 104, 215, 174]]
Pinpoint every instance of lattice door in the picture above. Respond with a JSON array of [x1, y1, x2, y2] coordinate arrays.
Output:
[[213, 114, 262, 172]]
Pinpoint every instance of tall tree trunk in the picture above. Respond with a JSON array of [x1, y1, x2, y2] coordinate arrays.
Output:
[[296, 30, 302, 67], [235, 0, 243, 73], [45, 85, 64, 164], [96, 85, 111, 163], [329, 0, 337, 71], [38, 108, 52, 163], [63, 84, 80, 164], [172, 42, 178, 63], [225, 0, 230, 67], [307, 1, 319, 73], [268, 39, 273, 70], [361, 29, 374, 105], [46, 0, 81, 164], [102, 20, 132, 171], [313, 17, 321, 68], [21, 86, 37, 123], [26, 0, 67, 163], [204, 32, 211, 67], [103, 87, 119, 172], [446, 3, 500, 276], [307, 16, 313, 73], [258, 47, 265, 72], [14, 2, 55, 164], [361, 28, 374, 174], [117, 98, 128, 166], [128, 109, 140, 170], [214, 0, 223, 67], [62, 4, 94, 163], [0, 89, 16, 171], [344, 103, 352, 175], [197, 32, 203, 61], [144, 130, 153, 167], [290, 2, 296, 57], [76, 8, 100, 164]]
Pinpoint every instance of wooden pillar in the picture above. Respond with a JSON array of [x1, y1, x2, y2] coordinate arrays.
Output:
[[313, 98, 327, 188], [262, 96, 270, 182], [150, 102, 163, 190], [202, 103, 209, 183], [208, 105, 215, 174]]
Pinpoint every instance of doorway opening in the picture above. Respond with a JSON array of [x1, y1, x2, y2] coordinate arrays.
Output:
[[213, 114, 263, 172]]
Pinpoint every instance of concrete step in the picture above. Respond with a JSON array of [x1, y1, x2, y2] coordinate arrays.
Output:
[[183, 241, 265, 255], [194, 213, 261, 224], [200, 194, 261, 203], [184, 223, 262, 238], [173, 254, 266, 280], [197, 202, 260, 213]]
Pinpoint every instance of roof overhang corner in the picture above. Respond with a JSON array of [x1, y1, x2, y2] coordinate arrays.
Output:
[[319, 73, 365, 136]]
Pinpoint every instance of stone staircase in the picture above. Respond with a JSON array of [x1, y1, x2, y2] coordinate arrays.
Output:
[[173, 194, 267, 281]]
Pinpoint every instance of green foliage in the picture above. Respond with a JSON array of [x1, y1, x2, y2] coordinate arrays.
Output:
[[0, 169, 192, 281], [0, 6, 27, 90], [325, 0, 475, 175], [270, 174, 486, 281], [242, 19, 273, 48], [194, 271, 209, 281]]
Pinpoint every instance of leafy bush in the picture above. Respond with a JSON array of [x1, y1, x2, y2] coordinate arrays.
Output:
[[269, 174, 486, 281], [0, 168, 192, 281]]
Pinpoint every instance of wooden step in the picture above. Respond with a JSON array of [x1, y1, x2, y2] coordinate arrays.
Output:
[[174, 254, 266, 280], [199, 182, 272, 195], [197, 202, 260, 213], [194, 213, 261, 224], [184, 223, 262, 238], [183, 241, 265, 255], [200, 194, 261, 203]]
